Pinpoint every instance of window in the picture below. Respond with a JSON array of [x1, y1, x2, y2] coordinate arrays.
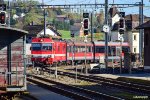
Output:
[[133, 35, 136, 41], [95, 46, 105, 53], [116, 47, 121, 56], [32, 43, 41, 50], [67, 46, 71, 52], [42, 43, 52, 51], [110, 46, 116, 56], [88, 46, 91, 52], [122, 46, 130, 53], [81, 46, 85, 52], [134, 47, 136, 53]]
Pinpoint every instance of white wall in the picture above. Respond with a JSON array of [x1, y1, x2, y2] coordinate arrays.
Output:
[[111, 14, 120, 26], [26, 44, 31, 56], [127, 31, 139, 53], [39, 28, 57, 36], [132, 32, 139, 53]]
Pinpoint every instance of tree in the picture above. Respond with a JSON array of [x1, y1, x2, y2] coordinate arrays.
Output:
[[96, 9, 104, 32], [13, 0, 42, 28], [23, 8, 43, 25]]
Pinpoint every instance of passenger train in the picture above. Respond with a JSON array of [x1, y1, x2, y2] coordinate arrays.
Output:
[[31, 37, 130, 66]]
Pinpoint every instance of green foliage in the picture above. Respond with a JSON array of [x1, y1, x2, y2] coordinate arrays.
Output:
[[23, 8, 43, 25], [93, 33, 104, 40], [70, 19, 74, 25], [53, 20, 70, 31], [58, 30, 71, 39]]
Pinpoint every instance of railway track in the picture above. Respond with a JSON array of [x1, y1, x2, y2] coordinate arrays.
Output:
[[43, 68, 150, 95], [27, 74, 123, 100]]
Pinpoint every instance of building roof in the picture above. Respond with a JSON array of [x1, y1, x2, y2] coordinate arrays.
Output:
[[23, 25, 61, 36], [23, 25, 43, 35], [0, 26, 28, 34], [109, 6, 119, 17], [136, 20, 150, 29], [125, 14, 150, 21]]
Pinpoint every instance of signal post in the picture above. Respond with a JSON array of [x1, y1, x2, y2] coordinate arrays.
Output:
[[83, 13, 89, 75], [0, 4, 6, 25], [119, 12, 125, 74], [70, 32, 77, 83]]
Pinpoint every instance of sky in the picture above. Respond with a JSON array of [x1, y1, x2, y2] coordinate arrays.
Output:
[[38, 0, 150, 17]]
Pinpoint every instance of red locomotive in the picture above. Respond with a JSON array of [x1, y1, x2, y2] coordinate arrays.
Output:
[[31, 37, 130, 66]]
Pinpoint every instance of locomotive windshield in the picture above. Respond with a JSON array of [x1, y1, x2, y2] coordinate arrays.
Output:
[[32, 43, 52, 51], [42, 43, 52, 50], [32, 43, 41, 50]]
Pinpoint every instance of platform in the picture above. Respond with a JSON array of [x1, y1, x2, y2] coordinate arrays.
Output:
[[93, 73, 150, 81], [27, 83, 72, 100]]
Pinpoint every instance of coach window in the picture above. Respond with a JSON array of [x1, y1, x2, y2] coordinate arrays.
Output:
[[95, 46, 105, 53], [67, 46, 71, 52], [78, 46, 80, 52], [88, 46, 91, 52], [110, 46, 116, 56], [74, 46, 77, 52], [81, 46, 84, 52], [122, 46, 129, 53], [77, 46, 80, 52]]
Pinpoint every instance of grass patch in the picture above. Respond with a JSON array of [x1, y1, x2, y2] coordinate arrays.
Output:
[[58, 30, 104, 40], [117, 77, 150, 86], [58, 30, 71, 39]]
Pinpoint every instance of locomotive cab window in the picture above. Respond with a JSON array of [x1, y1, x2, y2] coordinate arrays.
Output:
[[42, 43, 52, 50], [32, 43, 41, 50]]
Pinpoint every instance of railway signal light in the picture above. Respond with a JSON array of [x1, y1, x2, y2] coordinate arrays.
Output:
[[84, 30, 88, 36], [83, 13, 89, 18], [83, 18, 89, 29], [0, 11, 6, 25], [119, 18, 125, 34], [119, 12, 125, 18], [71, 33, 74, 38], [83, 13, 89, 36]]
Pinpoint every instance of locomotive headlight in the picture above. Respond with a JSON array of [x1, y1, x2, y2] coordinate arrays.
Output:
[[39, 39, 43, 42], [51, 55, 54, 58]]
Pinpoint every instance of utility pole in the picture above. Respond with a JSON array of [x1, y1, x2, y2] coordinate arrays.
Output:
[[42, 0, 46, 36], [8, 0, 10, 27], [139, 1, 144, 64], [91, 13, 93, 42], [104, 0, 108, 72], [44, 8, 46, 36]]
